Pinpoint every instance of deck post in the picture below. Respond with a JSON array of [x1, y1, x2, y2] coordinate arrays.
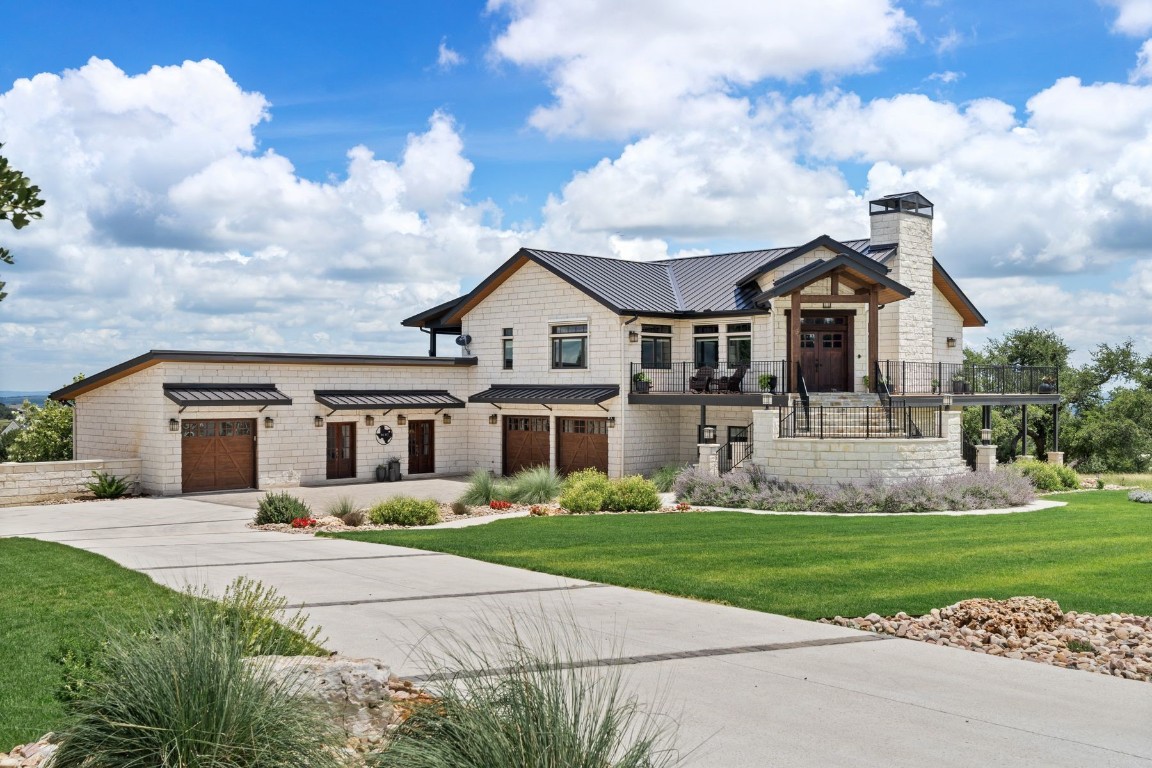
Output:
[[868, 285, 879, 393], [790, 292, 801, 392]]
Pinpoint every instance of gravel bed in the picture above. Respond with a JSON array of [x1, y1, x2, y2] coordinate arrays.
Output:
[[248, 502, 509, 533], [822, 597, 1152, 682]]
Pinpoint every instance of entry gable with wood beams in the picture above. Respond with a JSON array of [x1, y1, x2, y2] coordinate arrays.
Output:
[[753, 252, 913, 393]]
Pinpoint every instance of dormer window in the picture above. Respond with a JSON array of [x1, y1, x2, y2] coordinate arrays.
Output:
[[551, 324, 588, 369]]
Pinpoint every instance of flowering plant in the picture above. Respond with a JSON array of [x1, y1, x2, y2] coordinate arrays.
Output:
[[489, 500, 513, 511], [529, 504, 549, 516], [290, 517, 318, 528], [675, 502, 692, 512]]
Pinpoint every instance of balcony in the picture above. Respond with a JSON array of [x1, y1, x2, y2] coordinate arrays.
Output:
[[629, 361, 789, 405], [876, 361, 1060, 404]]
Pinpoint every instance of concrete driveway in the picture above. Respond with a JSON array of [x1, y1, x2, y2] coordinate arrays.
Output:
[[2, 496, 1150, 767]]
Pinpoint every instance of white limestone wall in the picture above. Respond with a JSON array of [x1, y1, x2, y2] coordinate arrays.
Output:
[[750, 408, 969, 487], [622, 405, 694, 477], [871, 212, 934, 364], [933, 285, 965, 365], [74, 361, 476, 495], [0, 458, 141, 506]]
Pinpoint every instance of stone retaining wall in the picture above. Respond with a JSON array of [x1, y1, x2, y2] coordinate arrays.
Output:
[[0, 459, 142, 506], [750, 408, 969, 487]]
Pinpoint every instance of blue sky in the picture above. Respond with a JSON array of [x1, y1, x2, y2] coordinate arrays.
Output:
[[4, 0, 1152, 389]]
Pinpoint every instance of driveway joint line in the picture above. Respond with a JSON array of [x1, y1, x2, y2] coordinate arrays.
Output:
[[139, 552, 447, 570], [0, 517, 249, 538], [297, 583, 606, 608], [406, 634, 889, 683]]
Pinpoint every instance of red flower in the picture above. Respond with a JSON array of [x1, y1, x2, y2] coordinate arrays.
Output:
[[291, 517, 317, 528], [489, 500, 512, 510]]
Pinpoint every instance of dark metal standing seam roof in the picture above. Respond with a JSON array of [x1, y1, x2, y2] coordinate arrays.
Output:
[[314, 390, 466, 409], [162, 383, 292, 407], [469, 384, 620, 405]]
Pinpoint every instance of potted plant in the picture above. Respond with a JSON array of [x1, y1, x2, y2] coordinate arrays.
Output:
[[931, 378, 940, 394], [862, 375, 871, 391], [758, 373, 777, 393], [375, 462, 389, 482], [1038, 376, 1055, 394], [952, 375, 969, 394], [632, 371, 652, 394]]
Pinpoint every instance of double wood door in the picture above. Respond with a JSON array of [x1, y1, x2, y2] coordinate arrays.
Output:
[[796, 314, 853, 392]]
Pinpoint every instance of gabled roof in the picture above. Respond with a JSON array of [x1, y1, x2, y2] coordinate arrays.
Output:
[[733, 235, 885, 287], [933, 259, 987, 327], [402, 238, 900, 327], [751, 254, 914, 306]]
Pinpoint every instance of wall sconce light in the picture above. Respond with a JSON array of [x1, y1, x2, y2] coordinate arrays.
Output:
[[264, 416, 275, 429], [946, 337, 957, 348], [168, 418, 179, 432], [365, 415, 374, 427], [489, 414, 499, 425], [701, 426, 716, 444], [607, 417, 615, 428], [442, 413, 452, 425], [628, 330, 639, 342], [397, 415, 407, 426], [314, 415, 324, 427]]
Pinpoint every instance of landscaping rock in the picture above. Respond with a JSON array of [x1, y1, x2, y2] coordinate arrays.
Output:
[[1, 733, 56, 768], [822, 597, 1152, 683]]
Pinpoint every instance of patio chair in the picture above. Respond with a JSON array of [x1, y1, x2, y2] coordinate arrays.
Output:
[[718, 364, 748, 393], [688, 366, 714, 393]]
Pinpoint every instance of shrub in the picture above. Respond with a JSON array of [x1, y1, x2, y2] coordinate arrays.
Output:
[[458, 468, 513, 506], [53, 595, 342, 768], [324, 495, 357, 518], [1129, 490, 1152, 503], [374, 614, 681, 768], [85, 471, 129, 499], [254, 491, 311, 525], [339, 509, 367, 526], [506, 465, 563, 504], [605, 475, 661, 512], [1013, 459, 1079, 492], [649, 464, 684, 493], [368, 496, 441, 526], [559, 469, 613, 513]]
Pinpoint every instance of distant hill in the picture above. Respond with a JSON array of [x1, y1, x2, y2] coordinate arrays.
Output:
[[0, 392, 49, 407]]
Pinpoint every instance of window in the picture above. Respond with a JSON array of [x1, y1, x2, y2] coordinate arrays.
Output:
[[551, 323, 588, 369], [726, 323, 751, 333], [641, 323, 672, 334], [641, 336, 671, 369], [693, 324, 719, 367], [502, 328, 513, 370], [693, 324, 719, 335], [727, 336, 751, 366]]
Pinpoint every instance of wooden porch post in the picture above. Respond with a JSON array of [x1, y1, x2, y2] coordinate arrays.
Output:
[[790, 292, 801, 392], [868, 285, 879, 390]]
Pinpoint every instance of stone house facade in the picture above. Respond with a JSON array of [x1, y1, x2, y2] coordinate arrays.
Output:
[[51, 192, 1050, 495]]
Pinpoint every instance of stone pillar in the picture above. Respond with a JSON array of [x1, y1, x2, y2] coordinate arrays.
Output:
[[697, 443, 721, 476], [1047, 451, 1065, 466], [975, 444, 997, 474]]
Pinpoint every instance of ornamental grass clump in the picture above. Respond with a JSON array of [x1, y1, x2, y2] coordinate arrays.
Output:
[[369, 496, 441, 526], [254, 491, 312, 525], [506, 465, 564, 504], [53, 592, 342, 768], [374, 612, 683, 768], [324, 495, 357, 519], [649, 464, 685, 493], [458, 468, 512, 506]]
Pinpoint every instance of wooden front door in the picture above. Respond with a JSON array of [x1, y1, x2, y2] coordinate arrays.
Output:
[[503, 416, 550, 476], [326, 422, 356, 479], [796, 314, 852, 392], [408, 420, 435, 475], [181, 419, 256, 493], [556, 417, 609, 475]]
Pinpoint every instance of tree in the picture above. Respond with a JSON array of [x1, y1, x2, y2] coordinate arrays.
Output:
[[6, 375, 83, 463], [0, 143, 46, 302]]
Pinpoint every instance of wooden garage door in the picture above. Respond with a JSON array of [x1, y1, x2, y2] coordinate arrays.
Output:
[[181, 419, 256, 493], [557, 417, 608, 475], [503, 416, 549, 476]]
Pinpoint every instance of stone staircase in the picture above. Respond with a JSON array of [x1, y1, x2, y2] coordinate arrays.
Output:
[[804, 392, 883, 408], [790, 393, 934, 439]]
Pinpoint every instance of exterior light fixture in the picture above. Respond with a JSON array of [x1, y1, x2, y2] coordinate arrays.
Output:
[[365, 415, 374, 427], [702, 426, 716, 443], [946, 337, 957, 348], [314, 415, 324, 427], [628, 330, 639, 342], [264, 416, 275, 429], [607, 417, 615, 428], [397, 415, 407, 426], [442, 413, 452, 425], [489, 414, 499, 425], [169, 418, 179, 432]]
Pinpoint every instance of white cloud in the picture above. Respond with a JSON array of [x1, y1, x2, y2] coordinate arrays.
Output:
[[437, 38, 464, 70], [1103, 0, 1152, 35], [1132, 38, 1152, 81], [935, 29, 963, 54], [928, 70, 964, 84], [488, 0, 915, 138]]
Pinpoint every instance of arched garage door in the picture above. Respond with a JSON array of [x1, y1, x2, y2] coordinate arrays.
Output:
[[181, 419, 256, 493], [557, 417, 608, 475]]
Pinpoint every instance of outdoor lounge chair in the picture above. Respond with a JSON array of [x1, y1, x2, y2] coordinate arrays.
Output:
[[718, 364, 748, 393], [688, 366, 714, 393]]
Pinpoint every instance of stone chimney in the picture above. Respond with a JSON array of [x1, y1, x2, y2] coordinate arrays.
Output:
[[869, 192, 934, 365]]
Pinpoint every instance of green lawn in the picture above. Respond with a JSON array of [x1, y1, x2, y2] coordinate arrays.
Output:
[[0, 538, 195, 749], [328, 491, 1152, 621]]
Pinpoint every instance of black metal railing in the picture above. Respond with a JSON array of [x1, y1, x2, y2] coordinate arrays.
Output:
[[876, 361, 1059, 396], [778, 405, 943, 439], [718, 422, 754, 474], [630, 361, 789, 395]]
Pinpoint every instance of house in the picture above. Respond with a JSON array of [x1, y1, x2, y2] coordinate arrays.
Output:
[[50, 192, 1060, 495]]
